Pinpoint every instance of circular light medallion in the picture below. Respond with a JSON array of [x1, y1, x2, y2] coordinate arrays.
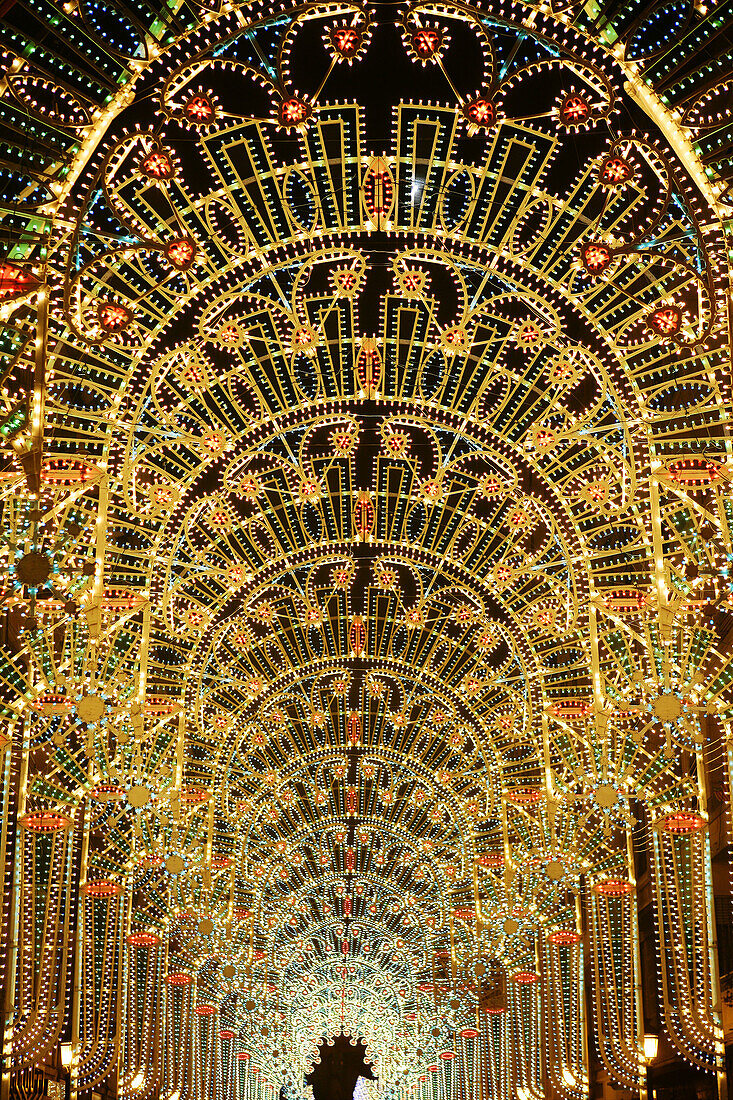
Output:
[[652, 694, 682, 721], [16, 551, 52, 586], [545, 859, 565, 881], [127, 785, 152, 809], [595, 783, 617, 808], [77, 694, 106, 723]]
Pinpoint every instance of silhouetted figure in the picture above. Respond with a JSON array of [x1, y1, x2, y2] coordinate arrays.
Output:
[[306, 1036, 376, 1100]]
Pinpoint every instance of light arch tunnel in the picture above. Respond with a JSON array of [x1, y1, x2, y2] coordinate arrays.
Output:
[[0, 1, 732, 1100]]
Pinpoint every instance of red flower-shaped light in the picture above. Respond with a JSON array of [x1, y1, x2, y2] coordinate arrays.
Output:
[[83, 879, 123, 898], [166, 971, 193, 986], [661, 811, 705, 833], [667, 458, 720, 487], [505, 786, 541, 804], [140, 148, 175, 180], [580, 241, 612, 275], [165, 236, 197, 271], [442, 325, 467, 347], [559, 93, 590, 126], [548, 928, 581, 945], [293, 325, 317, 351], [0, 262, 40, 301], [278, 97, 311, 128], [647, 305, 681, 336], [599, 155, 633, 185], [20, 812, 72, 832], [512, 970, 539, 984], [184, 92, 215, 125], [593, 879, 633, 897], [97, 301, 132, 333], [333, 270, 358, 295], [412, 27, 442, 59], [464, 96, 495, 129], [329, 26, 363, 60]]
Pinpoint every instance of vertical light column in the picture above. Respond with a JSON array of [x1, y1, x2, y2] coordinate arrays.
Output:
[[120, 932, 166, 1098], [76, 881, 125, 1089], [587, 877, 644, 1091], [650, 806, 724, 1080], [11, 807, 78, 1070], [506, 978, 543, 1100], [1, 721, 25, 1100], [481, 1012, 506, 1100], [164, 973, 194, 1098], [540, 930, 588, 1099], [456, 1026, 480, 1100]]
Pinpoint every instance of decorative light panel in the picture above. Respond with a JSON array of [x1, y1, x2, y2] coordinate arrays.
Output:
[[0, 1, 731, 1099]]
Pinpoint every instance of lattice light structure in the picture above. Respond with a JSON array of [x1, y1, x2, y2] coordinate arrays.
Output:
[[0, 1, 732, 1100]]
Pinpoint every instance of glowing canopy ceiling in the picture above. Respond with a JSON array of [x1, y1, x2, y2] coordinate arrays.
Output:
[[0, 0, 732, 1098]]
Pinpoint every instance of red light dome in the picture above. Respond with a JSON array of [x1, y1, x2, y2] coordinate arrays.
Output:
[[512, 971, 539, 984], [593, 879, 633, 897], [20, 812, 72, 833], [661, 812, 706, 834], [83, 880, 123, 898], [127, 932, 162, 947]]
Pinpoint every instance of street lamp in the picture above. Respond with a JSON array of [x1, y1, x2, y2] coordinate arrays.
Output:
[[643, 1034, 659, 1063], [643, 1033, 659, 1100], [60, 1044, 74, 1068]]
